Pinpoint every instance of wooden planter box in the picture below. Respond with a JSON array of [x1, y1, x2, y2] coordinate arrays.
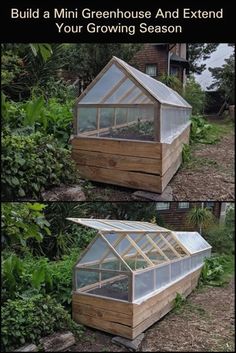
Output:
[[71, 125, 190, 193], [72, 266, 201, 339]]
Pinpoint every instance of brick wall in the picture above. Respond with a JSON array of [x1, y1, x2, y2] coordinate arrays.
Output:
[[157, 202, 221, 231], [131, 44, 168, 79]]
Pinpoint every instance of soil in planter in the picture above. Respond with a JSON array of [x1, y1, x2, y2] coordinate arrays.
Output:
[[87, 278, 129, 301], [101, 121, 155, 141]]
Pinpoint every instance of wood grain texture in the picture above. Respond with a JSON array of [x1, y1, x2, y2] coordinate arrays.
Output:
[[77, 165, 162, 193], [72, 150, 161, 174], [72, 136, 161, 159], [72, 267, 202, 340]]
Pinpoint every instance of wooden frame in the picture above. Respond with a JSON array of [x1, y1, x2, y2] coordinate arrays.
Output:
[[72, 266, 203, 339], [70, 219, 211, 339]]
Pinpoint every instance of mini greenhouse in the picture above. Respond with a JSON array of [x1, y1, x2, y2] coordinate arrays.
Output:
[[69, 218, 211, 339], [71, 57, 192, 193]]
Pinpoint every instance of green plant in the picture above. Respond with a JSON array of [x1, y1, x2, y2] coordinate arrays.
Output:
[[184, 76, 206, 114], [1, 294, 83, 352], [2, 95, 73, 145], [204, 225, 234, 255], [173, 293, 186, 312], [187, 206, 215, 233], [1, 132, 79, 199], [1, 203, 50, 251], [200, 256, 225, 286], [182, 143, 192, 165], [159, 74, 183, 95], [190, 115, 218, 144]]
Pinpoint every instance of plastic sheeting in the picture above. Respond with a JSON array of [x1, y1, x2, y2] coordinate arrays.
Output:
[[174, 232, 212, 254], [160, 105, 191, 142], [114, 57, 191, 108]]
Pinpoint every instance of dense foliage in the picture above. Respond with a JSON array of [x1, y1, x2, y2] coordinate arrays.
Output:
[[2, 132, 78, 199], [1, 294, 83, 352], [208, 48, 235, 104]]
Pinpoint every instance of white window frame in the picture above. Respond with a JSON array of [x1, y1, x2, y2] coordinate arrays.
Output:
[[156, 202, 170, 211], [178, 202, 190, 209]]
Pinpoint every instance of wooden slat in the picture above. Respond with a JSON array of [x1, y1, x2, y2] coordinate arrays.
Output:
[[146, 235, 170, 261], [74, 303, 132, 326], [99, 232, 133, 272], [158, 234, 181, 258], [72, 150, 161, 175], [72, 136, 161, 159], [126, 235, 154, 266], [161, 153, 182, 191], [74, 313, 133, 339], [77, 165, 162, 193], [73, 293, 133, 314], [162, 125, 190, 160]]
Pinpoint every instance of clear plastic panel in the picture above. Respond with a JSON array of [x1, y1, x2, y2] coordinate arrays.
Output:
[[79, 64, 125, 104], [174, 232, 211, 254], [75, 219, 117, 231], [105, 78, 134, 103], [170, 260, 182, 281], [191, 253, 202, 269], [87, 272, 129, 301], [117, 58, 191, 107], [116, 108, 128, 125], [78, 108, 97, 133], [100, 108, 115, 129], [134, 269, 154, 300], [76, 269, 99, 289], [78, 237, 116, 266], [182, 257, 191, 275], [160, 105, 191, 142], [122, 87, 142, 104], [155, 263, 170, 289]]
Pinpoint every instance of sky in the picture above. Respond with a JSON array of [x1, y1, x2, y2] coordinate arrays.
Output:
[[194, 43, 234, 91]]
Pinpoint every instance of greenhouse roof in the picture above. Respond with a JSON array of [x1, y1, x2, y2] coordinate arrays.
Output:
[[67, 218, 168, 232], [174, 232, 212, 255], [77, 56, 192, 109], [67, 219, 212, 273]]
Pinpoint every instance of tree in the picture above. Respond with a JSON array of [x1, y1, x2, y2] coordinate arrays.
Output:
[[59, 43, 143, 82], [183, 76, 206, 114], [208, 50, 235, 104], [187, 43, 219, 74], [187, 206, 215, 234]]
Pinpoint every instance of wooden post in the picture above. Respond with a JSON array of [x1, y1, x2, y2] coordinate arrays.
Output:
[[154, 102, 160, 141]]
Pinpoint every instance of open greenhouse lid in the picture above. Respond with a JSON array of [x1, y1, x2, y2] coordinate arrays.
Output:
[[174, 232, 212, 254], [77, 56, 192, 109], [67, 218, 169, 233]]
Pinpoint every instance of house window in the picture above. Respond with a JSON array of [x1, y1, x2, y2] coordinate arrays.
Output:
[[145, 64, 157, 77], [205, 202, 214, 209], [170, 66, 179, 76], [178, 202, 190, 209], [156, 202, 170, 211]]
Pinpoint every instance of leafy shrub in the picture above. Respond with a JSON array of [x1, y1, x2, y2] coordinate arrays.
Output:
[[190, 115, 218, 144], [1, 294, 83, 352], [204, 224, 235, 255], [1, 132, 79, 199], [1, 249, 80, 307], [200, 257, 224, 286], [182, 143, 192, 165], [2, 95, 73, 145], [184, 76, 206, 115], [173, 293, 186, 312], [1, 203, 50, 251]]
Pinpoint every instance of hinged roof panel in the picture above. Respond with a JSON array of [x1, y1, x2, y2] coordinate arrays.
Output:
[[174, 232, 212, 254], [67, 218, 169, 233]]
